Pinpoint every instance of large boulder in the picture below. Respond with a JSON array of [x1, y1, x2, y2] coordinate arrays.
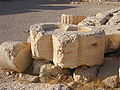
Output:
[[0, 41, 33, 72], [73, 66, 98, 84], [52, 30, 105, 68]]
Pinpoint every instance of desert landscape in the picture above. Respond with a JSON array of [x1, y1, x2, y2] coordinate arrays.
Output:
[[0, 0, 120, 90]]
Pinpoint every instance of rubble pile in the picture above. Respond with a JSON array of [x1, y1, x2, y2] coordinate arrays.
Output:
[[1, 7, 120, 89]]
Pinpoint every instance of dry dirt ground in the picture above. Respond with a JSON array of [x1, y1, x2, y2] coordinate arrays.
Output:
[[0, 0, 120, 90]]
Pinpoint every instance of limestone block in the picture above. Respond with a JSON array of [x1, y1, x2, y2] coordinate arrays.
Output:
[[93, 25, 120, 53], [0, 41, 33, 72], [79, 7, 120, 27], [32, 60, 49, 75], [77, 31, 105, 67], [98, 57, 120, 88], [52, 30, 105, 68], [73, 66, 98, 84], [39, 63, 69, 83], [61, 14, 86, 25], [30, 23, 78, 61], [30, 23, 61, 61], [96, 7, 120, 24], [78, 16, 109, 26]]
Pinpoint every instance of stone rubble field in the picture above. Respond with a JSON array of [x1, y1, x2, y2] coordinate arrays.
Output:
[[1, 1, 120, 90]]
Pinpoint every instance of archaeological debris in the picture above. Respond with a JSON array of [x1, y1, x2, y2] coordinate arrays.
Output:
[[1, 7, 120, 90]]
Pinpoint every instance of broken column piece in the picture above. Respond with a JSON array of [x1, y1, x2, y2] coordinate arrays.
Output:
[[0, 41, 33, 72]]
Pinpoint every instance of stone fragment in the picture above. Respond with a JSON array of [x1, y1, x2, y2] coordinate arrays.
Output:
[[107, 14, 120, 25], [98, 57, 120, 88], [0, 41, 33, 72], [32, 60, 49, 75], [73, 66, 98, 84], [39, 63, 69, 83], [19, 73, 39, 83], [52, 30, 105, 68], [78, 16, 105, 26], [61, 14, 86, 25], [78, 7, 120, 27]]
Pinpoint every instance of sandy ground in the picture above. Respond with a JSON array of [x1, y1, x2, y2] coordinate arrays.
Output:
[[0, 0, 120, 89], [0, 0, 120, 44]]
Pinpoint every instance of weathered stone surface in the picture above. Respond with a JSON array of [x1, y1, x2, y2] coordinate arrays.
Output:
[[52, 31, 79, 69], [27, 36, 31, 42], [18, 73, 39, 83], [30, 23, 61, 61], [98, 57, 120, 88], [107, 14, 120, 25], [78, 16, 105, 26], [0, 41, 33, 72], [78, 9, 113, 26], [78, 7, 120, 27], [30, 23, 77, 61], [92, 25, 120, 53], [78, 26, 93, 32], [95, 12, 112, 25], [39, 63, 69, 83], [73, 66, 98, 84], [61, 14, 86, 25], [52, 30, 105, 68], [32, 60, 49, 75]]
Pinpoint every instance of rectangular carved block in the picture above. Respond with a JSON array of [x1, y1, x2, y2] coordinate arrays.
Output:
[[52, 30, 105, 68]]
